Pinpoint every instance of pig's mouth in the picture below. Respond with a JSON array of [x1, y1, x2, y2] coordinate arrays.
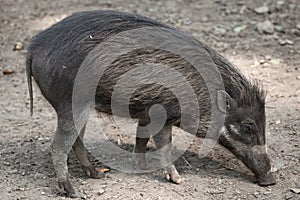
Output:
[[256, 171, 276, 186], [245, 146, 276, 186]]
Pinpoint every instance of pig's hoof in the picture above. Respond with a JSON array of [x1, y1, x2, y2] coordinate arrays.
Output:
[[134, 154, 149, 170], [163, 165, 184, 184], [82, 165, 105, 179], [58, 180, 81, 198], [165, 172, 184, 184], [135, 159, 149, 170]]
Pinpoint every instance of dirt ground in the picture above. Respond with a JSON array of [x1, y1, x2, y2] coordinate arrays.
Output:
[[0, 0, 299, 199]]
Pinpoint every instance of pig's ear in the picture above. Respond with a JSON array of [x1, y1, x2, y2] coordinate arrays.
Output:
[[217, 90, 232, 113]]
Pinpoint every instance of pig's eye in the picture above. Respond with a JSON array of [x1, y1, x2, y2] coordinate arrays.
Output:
[[240, 123, 252, 134]]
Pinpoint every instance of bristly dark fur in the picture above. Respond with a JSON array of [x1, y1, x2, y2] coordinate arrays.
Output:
[[202, 44, 266, 109]]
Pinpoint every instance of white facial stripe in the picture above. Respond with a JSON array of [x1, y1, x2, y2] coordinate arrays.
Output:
[[228, 124, 240, 137], [221, 125, 235, 141]]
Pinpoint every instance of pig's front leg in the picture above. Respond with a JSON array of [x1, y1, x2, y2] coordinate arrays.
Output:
[[134, 120, 150, 170], [153, 125, 184, 184]]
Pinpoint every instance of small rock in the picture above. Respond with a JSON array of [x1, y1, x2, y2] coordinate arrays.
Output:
[[237, 1, 244, 6], [296, 76, 300, 80], [233, 25, 247, 33], [254, 5, 269, 14], [225, 6, 239, 15], [263, 191, 271, 195], [279, 39, 294, 46], [270, 59, 280, 65], [80, 181, 87, 185], [3, 161, 10, 166], [41, 192, 45, 195], [240, 5, 247, 14], [296, 23, 300, 30], [207, 188, 225, 194], [13, 42, 24, 51], [276, 1, 285, 9], [33, 173, 44, 180], [257, 20, 274, 34], [97, 189, 105, 195], [213, 25, 227, 35], [16, 187, 25, 191], [259, 59, 266, 64], [182, 18, 191, 25], [274, 25, 283, 32], [285, 39, 293, 45], [291, 28, 300, 37], [253, 191, 260, 198], [290, 188, 300, 194], [277, 1, 285, 6], [263, 63, 270, 67], [201, 16, 209, 23]]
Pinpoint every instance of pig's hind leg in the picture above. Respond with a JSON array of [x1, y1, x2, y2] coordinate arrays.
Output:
[[153, 125, 184, 184], [72, 123, 105, 179], [50, 112, 83, 198]]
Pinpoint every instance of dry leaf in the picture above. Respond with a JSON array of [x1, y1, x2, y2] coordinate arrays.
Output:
[[98, 167, 110, 173], [3, 69, 14, 75]]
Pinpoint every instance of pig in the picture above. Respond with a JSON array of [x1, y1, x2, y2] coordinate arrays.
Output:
[[26, 10, 276, 197]]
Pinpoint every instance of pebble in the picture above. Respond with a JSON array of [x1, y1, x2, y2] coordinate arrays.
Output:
[[201, 16, 209, 23], [3, 161, 10, 166], [276, 1, 285, 9], [80, 181, 87, 185], [259, 59, 266, 64], [213, 25, 227, 35], [297, 23, 300, 30], [279, 39, 294, 46], [274, 25, 283, 32], [240, 5, 247, 14], [290, 188, 300, 194], [253, 191, 260, 198], [257, 20, 275, 34], [97, 189, 105, 195], [16, 187, 25, 191], [13, 42, 24, 51], [269, 59, 280, 65], [233, 25, 247, 33], [182, 18, 191, 25], [254, 5, 269, 14]]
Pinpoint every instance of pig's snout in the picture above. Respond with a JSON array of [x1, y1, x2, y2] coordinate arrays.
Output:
[[257, 171, 276, 186], [248, 145, 276, 186]]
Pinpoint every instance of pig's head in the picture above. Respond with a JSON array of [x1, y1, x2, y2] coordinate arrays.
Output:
[[217, 89, 276, 186]]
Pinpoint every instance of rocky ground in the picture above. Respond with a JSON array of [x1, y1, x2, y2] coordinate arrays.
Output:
[[0, 0, 299, 199]]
